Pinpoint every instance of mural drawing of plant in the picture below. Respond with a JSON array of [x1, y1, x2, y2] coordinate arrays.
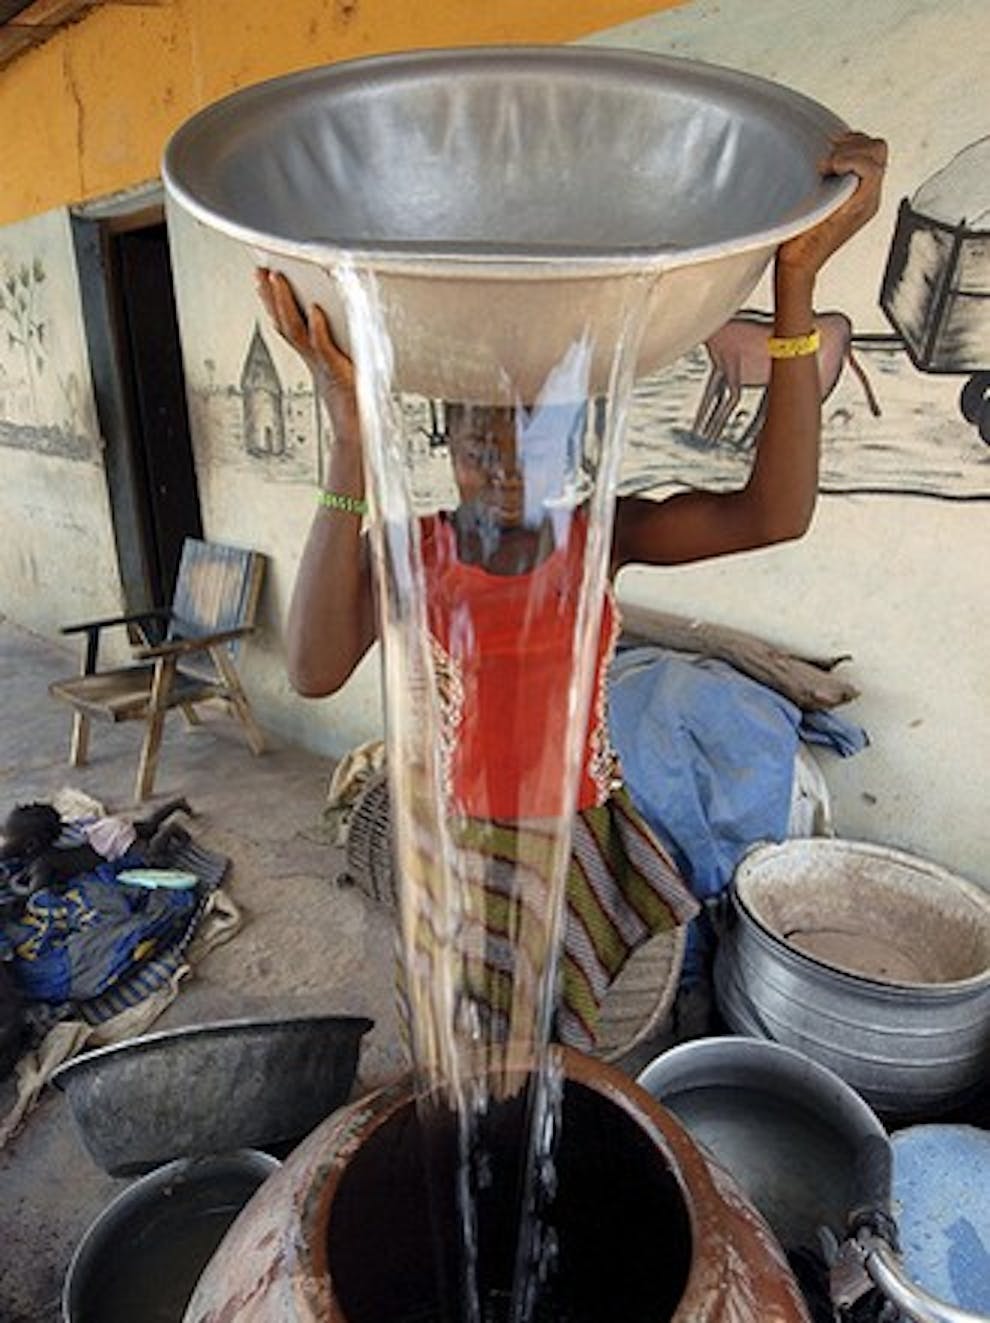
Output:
[[0, 257, 48, 414]]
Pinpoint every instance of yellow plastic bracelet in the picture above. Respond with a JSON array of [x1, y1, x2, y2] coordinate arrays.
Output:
[[767, 328, 821, 359], [317, 489, 368, 516]]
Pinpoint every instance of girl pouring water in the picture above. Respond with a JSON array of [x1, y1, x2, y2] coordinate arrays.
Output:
[[258, 132, 887, 1050]]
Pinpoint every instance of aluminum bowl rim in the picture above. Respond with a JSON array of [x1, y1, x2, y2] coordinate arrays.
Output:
[[51, 1012, 375, 1092], [162, 44, 856, 277], [636, 1032, 888, 1150]]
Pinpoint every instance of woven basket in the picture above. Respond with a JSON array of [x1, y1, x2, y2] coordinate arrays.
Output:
[[594, 926, 686, 1063], [342, 772, 684, 1062], [341, 771, 396, 907]]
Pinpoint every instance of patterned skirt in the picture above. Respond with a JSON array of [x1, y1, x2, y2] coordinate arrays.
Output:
[[443, 786, 697, 1051], [381, 776, 698, 1057]]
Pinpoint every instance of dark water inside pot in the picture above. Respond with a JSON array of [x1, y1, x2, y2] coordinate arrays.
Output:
[[327, 1075, 692, 1323], [397, 1289, 578, 1323]]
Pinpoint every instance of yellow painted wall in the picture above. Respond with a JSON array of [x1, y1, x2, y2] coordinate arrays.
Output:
[[0, 0, 683, 226]]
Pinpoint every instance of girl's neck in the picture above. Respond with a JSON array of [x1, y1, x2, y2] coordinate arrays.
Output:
[[451, 507, 557, 576]]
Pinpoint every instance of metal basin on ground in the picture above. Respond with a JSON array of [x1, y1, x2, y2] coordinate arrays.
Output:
[[713, 839, 990, 1118], [163, 46, 854, 403], [638, 1037, 990, 1323], [639, 1034, 888, 1255], [52, 1014, 374, 1175], [63, 1149, 279, 1323]]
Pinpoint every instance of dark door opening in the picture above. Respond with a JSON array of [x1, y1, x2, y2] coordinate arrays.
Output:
[[72, 209, 203, 627]]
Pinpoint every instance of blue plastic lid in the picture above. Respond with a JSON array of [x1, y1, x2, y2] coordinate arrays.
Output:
[[891, 1123, 990, 1315]]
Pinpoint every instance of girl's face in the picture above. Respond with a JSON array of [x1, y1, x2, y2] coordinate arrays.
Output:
[[446, 406, 524, 528]]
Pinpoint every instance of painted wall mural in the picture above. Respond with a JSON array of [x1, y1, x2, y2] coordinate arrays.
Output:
[[583, 0, 990, 883], [187, 312, 448, 498], [620, 134, 990, 506], [0, 258, 47, 414], [880, 136, 990, 438], [0, 207, 123, 643], [0, 211, 100, 462], [187, 323, 324, 483]]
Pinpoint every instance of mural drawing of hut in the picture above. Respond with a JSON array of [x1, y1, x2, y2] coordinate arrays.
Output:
[[240, 324, 286, 456]]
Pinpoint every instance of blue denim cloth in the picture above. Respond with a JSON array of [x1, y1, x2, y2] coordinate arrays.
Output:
[[607, 646, 867, 986], [4, 864, 197, 1003]]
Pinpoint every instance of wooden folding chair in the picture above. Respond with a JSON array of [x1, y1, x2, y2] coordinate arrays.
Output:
[[50, 539, 267, 801]]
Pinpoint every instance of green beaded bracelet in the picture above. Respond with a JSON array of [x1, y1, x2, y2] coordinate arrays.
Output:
[[317, 489, 368, 516]]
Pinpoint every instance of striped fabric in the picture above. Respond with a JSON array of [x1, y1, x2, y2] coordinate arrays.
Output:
[[78, 934, 191, 1025], [393, 784, 698, 1056], [455, 787, 697, 1050]]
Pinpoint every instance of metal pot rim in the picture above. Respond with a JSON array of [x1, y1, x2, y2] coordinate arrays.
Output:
[[731, 839, 990, 995], [637, 1033, 888, 1151], [291, 1047, 811, 1321], [51, 1013, 375, 1091], [61, 1149, 280, 1322]]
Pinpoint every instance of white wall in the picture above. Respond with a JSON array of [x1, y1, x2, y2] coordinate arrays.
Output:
[[0, 207, 124, 643], [166, 201, 384, 758], [587, 0, 989, 882]]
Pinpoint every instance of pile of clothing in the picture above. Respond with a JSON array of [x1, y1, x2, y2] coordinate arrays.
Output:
[[2, 860, 199, 1009], [0, 791, 234, 1127]]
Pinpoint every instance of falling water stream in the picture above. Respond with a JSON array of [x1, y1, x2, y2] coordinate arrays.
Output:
[[157, 43, 862, 1323], [337, 264, 656, 1323]]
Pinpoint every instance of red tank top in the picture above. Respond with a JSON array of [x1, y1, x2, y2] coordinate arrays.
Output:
[[421, 514, 617, 820]]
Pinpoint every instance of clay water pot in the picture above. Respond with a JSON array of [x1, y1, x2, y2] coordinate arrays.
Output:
[[184, 1049, 809, 1322]]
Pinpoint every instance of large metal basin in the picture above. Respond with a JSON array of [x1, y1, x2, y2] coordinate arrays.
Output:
[[713, 839, 990, 1118], [638, 1036, 885, 1252], [163, 46, 854, 403], [52, 1014, 374, 1176]]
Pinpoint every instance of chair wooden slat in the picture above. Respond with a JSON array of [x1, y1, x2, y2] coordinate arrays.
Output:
[[50, 668, 219, 720]]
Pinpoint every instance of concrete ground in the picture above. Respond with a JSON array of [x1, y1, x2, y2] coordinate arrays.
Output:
[[0, 615, 403, 1322]]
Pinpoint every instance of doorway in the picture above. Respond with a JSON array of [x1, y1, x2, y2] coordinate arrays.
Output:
[[72, 203, 203, 629]]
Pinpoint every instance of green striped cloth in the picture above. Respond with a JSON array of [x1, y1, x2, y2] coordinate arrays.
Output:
[[394, 784, 698, 1054]]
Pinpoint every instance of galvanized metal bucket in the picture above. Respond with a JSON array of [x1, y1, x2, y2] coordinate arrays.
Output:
[[713, 839, 990, 1118]]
